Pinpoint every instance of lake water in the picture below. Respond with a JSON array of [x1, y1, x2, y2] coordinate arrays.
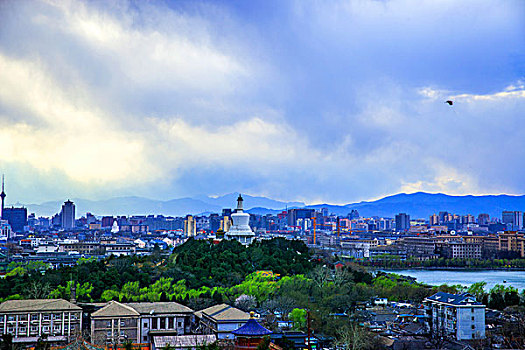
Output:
[[379, 269, 525, 291]]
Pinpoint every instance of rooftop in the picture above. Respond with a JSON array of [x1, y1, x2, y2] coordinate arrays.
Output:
[[0, 299, 82, 313], [126, 302, 193, 315], [425, 292, 484, 306], [197, 304, 250, 322], [232, 318, 272, 337]]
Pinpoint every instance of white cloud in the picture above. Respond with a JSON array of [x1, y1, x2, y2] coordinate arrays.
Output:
[[0, 0, 523, 204], [0, 54, 150, 184]]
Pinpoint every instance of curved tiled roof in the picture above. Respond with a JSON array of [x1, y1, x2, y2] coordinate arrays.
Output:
[[232, 318, 272, 337]]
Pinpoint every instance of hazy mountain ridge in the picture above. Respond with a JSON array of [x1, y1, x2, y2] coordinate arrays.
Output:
[[18, 192, 525, 218]]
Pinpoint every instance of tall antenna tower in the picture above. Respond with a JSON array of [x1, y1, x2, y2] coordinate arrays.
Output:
[[0, 175, 5, 219]]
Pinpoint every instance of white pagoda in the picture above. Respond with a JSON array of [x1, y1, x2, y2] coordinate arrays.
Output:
[[225, 194, 255, 245]]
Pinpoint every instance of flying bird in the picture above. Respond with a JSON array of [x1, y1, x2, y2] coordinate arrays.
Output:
[[445, 100, 453, 105]]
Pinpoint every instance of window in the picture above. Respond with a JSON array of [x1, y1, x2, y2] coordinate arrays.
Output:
[[30, 326, 38, 332], [160, 318, 166, 329], [471, 308, 474, 313], [107, 331, 112, 337], [71, 325, 75, 330], [120, 330, 125, 337], [178, 321, 183, 328], [31, 314, 39, 321], [143, 336, 148, 342], [168, 318, 174, 329], [471, 316, 475, 321], [7, 316, 15, 322], [143, 322, 148, 328], [471, 325, 475, 329], [18, 327, 27, 334], [152, 319, 158, 329], [43, 326, 50, 333], [107, 321, 112, 327], [120, 320, 125, 327], [43, 314, 50, 321]]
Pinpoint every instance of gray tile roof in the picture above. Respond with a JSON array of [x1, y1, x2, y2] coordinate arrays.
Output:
[[125, 302, 194, 315], [197, 304, 250, 322], [0, 299, 82, 313], [91, 301, 139, 318]]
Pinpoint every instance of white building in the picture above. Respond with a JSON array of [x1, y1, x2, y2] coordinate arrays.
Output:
[[424, 292, 485, 340], [195, 304, 250, 340], [224, 195, 255, 246]]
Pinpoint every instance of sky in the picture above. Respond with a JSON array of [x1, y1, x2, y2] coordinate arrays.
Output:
[[0, 0, 524, 205]]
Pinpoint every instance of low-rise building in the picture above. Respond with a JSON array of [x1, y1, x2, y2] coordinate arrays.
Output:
[[196, 304, 250, 340], [424, 292, 485, 340], [91, 301, 194, 345], [0, 299, 82, 345]]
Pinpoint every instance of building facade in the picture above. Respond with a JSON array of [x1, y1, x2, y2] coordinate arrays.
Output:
[[395, 213, 410, 232], [424, 292, 485, 340], [61, 200, 76, 229], [196, 304, 250, 340], [2, 207, 27, 233], [0, 299, 82, 345], [90, 301, 194, 345]]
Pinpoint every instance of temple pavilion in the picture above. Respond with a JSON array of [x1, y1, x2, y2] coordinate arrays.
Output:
[[232, 313, 272, 350]]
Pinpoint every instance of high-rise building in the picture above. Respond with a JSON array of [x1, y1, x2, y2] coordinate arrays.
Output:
[[3, 207, 27, 232], [287, 208, 316, 228], [477, 213, 490, 225], [60, 200, 76, 229], [210, 213, 221, 233], [184, 215, 196, 237], [502, 211, 523, 230], [429, 214, 439, 226], [395, 213, 410, 232]]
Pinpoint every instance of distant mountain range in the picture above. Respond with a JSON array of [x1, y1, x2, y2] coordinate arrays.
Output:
[[15, 192, 525, 219], [18, 193, 304, 218]]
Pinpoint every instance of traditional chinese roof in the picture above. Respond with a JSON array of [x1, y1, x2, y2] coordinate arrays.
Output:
[[232, 317, 272, 337]]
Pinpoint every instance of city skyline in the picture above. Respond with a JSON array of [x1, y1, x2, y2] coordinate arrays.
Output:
[[0, 0, 524, 204]]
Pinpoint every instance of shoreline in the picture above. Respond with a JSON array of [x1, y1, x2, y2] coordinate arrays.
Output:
[[368, 266, 525, 271]]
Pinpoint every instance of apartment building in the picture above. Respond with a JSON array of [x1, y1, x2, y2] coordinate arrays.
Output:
[[441, 242, 482, 259], [424, 292, 485, 340], [498, 232, 525, 257], [0, 299, 82, 345]]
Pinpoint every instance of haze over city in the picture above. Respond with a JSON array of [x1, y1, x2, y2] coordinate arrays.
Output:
[[0, 0, 523, 205]]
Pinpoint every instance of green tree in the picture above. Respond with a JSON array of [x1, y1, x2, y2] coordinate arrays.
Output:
[[289, 308, 307, 331], [467, 282, 487, 301]]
